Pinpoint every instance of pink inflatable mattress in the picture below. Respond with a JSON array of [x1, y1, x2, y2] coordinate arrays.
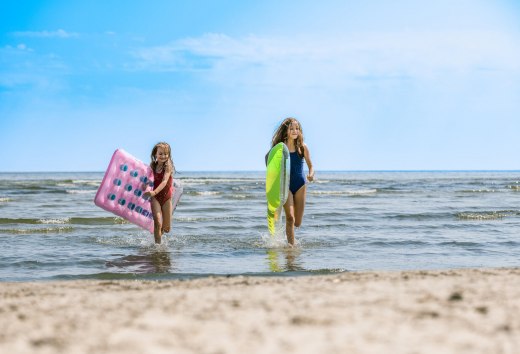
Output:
[[94, 149, 182, 233]]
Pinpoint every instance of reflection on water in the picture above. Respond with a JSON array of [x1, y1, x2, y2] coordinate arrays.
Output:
[[106, 249, 172, 274], [266, 248, 304, 272]]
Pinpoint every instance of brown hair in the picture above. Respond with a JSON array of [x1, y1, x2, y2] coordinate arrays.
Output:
[[150, 142, 175, 173], [271, 117, 304, 158]]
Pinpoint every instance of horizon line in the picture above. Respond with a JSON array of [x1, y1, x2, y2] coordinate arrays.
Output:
[[1, 169, 519, 174]]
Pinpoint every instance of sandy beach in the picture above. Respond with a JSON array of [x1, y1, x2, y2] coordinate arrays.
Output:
[[1, 268, 519, 354]]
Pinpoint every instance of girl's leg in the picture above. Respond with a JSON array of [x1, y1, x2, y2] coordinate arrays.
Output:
[[150, 198, 163, 243], [293, 185, 307, 227], [161, 199, 172, 233], [283, 192, 295, 245]]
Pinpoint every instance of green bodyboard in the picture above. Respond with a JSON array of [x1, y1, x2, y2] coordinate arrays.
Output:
[[266, 143, 290, 235]]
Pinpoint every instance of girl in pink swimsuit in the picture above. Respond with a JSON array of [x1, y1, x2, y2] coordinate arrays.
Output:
[[144, 142, 175, 244]]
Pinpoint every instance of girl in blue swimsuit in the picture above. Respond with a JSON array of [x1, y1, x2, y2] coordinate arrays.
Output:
[[270, 118, 315, 246]]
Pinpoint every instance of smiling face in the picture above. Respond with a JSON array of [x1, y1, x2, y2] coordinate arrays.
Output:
[[287, 121, 301, 141], [155, 146, 169, 164]]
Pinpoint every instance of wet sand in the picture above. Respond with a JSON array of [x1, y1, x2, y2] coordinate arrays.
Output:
[[1, 268, 519, 353]]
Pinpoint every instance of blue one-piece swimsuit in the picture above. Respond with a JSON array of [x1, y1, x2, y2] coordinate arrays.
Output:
[[289, 151, 306, 194]]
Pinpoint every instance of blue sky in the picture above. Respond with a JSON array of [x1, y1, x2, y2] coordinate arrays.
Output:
[[1, 0, 519, 171]]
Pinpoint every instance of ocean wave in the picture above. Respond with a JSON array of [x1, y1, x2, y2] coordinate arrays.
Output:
[[72, 180, 100, 186], [179, 178, 260, 185], [497, 240, 520, 246], [456, 210, 520, 220], [388, 210, 520, 221], [375, 187, 416, 194], [368, 240, 430, 247], [313, 180, 331, 184], [1, 226, 74, 234], [0, 216, 128, 225], [438, 241, 482, 247], [386, 212, 454, 220], [5, 179, 99, 190], [77, 217, 129, 225], [176, 216, 239, 222], [456, 212, 511, 220], [8, 184, 48, 191], [38, 218, 71, 224], [311, 189, 377, 196], [457, 189, 500, 193], [186, 191, 221, 196], [222, 193, 258, 200], [65, 190, 96, 194], [227, 194, 251, 199], [0, 217, 50, 225], [0, 197, 12, 202]]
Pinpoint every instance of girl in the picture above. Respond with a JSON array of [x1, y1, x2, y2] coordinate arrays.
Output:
[[144, 142, 175, 244], [270, 118, 315, 246]]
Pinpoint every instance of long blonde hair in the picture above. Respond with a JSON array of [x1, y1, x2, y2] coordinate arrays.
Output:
[[150, 142, 175, 173], [271, 117, 305, 157]]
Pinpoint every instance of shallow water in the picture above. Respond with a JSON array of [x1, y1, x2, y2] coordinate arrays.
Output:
[[1, 171, 519, 281]]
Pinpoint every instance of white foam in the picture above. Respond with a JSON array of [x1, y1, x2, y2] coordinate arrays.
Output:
[[176, 216, 238, 222], [72, 180, 100, 186], [347, 189, 377, 195], [38, 218, 71, 224], [195, 191, 221, 196], [11, 226, 73, 234], [66, 190, 96, 194], [311, 189, 377, 196]]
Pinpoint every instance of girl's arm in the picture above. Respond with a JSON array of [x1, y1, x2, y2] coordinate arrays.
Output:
[[146, 162, 173, 197], [303, 144, 315, 182]]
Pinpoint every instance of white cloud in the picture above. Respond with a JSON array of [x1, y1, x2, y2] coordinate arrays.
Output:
[[0, 45, 67, 90], [1, 44, 34, 52], [12, 29, 79, 38], [132, 31, 520, 83]]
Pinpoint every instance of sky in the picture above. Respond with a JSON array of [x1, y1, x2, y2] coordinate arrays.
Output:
[[1, 0, 520, 171]]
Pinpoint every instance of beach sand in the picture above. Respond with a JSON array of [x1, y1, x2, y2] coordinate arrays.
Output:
[[1, 268, 519, 354]]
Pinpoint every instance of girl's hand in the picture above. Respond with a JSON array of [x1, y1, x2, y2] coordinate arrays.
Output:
[[307, 173, 315, 182], [144, 191, 155, 198]]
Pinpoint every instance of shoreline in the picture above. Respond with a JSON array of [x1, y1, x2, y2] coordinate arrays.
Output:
[[1, 268, 519, 353]]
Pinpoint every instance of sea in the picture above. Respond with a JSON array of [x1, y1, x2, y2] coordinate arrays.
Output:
[[1, 171, 519, 282]]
